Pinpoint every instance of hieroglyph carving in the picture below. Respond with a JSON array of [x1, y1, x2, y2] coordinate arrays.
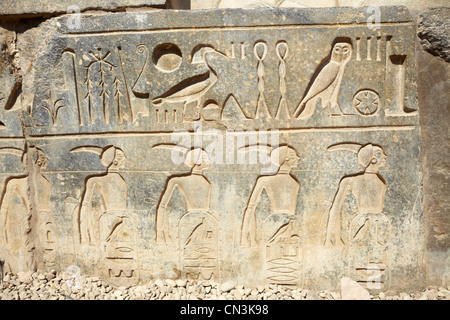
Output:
[[275, 41, 290, 120], [253, 41, 272, 120], [293, 40, 353, 119], [324, 143, 391, 289], [152, 46, 228, 122]]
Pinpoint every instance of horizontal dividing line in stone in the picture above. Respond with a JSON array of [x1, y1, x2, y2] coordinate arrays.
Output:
[[276, 125, 416, 133], [43, 168, 393, 174], [27, 125, 416, 140], [61, 22, 414, 37], [0, 136, 26, 141]]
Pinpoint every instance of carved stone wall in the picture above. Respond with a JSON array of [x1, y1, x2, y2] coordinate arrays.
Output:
[[0, 2, 447, 293]]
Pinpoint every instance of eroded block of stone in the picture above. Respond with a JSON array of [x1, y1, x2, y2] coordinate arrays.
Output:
[[0, 6, 423, 292], [0, 0, 166, 17]]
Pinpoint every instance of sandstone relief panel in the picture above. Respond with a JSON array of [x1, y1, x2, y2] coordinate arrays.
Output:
[[0, 6, 423, 292]]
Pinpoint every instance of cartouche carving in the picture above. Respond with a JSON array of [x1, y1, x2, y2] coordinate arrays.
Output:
[[100, 210, 140, 287], [264, 216, 302, 285], [293, 39, 353, 119], [179, 214, 219, 281]]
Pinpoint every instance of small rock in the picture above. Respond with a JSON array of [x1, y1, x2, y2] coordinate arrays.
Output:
[[17, 271, 33, 284], [165, 279, 176, 287], [175, 279, 187, 287], [301, 289, 308, 298], [233, 290, 242, 300], [426, 290, 438, 300], [330, 291, 340, 300], [219, 280, 235, 292], [37, 274, 46, 281], [154, 279, 165, 288]]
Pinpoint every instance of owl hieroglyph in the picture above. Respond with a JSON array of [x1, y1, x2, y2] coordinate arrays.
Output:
[[293, 41, 353, 119]]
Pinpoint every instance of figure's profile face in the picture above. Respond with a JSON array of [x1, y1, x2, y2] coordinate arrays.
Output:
[[332, 42, 352, 63], [113, 150, 126, 169], [372, 147, 387, 168], [285, 149, 300, 168], [36, 151, 48, 169]]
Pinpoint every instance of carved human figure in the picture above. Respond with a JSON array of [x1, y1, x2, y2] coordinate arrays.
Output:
[[240, 145, 300, 247], [0, 147, 51, 273], [153, 145, 212, 244], [324, 143, 387, 247], [71, 145, 127, 245], [293, 40, 353, 119], [71, 145, 140, 286]]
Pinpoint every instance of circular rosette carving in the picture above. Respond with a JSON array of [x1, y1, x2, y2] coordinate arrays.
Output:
[[353, 89, 380, 116]]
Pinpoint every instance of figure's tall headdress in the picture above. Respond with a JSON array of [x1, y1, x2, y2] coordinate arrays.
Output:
[[239, 144, 298, 168], [0, 146, 47, 168], [70, 145, 123, 167], [152, 144, 211, 167], [327, 143, 380, 168]]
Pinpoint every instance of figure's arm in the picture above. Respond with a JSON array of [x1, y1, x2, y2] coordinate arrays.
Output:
[[79, 179, 96, 244], [324, 178, 352, 247], [156, 178, 179, 244], [0, 181, 26, 245], [241, 178, 265, 247], [0, 182, 13, 245]]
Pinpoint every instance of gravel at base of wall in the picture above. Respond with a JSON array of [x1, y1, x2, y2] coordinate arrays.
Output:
[[0, 271, 449, 300]]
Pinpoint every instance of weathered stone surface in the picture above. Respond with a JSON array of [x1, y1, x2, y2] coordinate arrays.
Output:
[[417, 23, 450, 287], [0, 0, 166, 17], [192, 0, 450, 10], [0, 6, 424, 293], [418, 7, 450, 63], [340, 277, 371, 300]]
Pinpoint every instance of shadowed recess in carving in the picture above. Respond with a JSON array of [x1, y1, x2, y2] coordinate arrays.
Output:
[[152, 43, 183, 73]]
